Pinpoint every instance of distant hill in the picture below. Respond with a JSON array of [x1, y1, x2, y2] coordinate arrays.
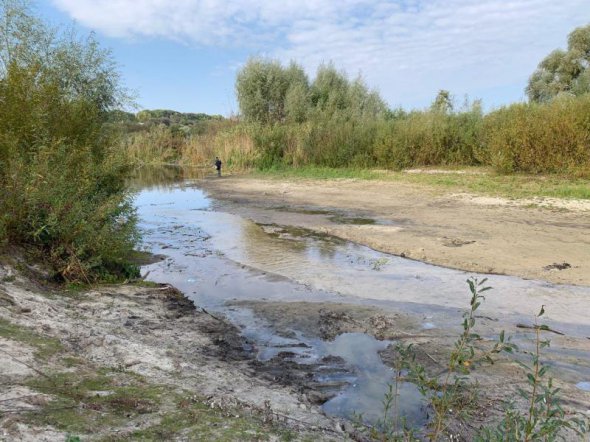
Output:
[[106, 109, 225, 134]]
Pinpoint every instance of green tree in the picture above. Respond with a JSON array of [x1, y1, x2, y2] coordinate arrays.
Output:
[[236, 57, 292, 123], [431, 89, 453, 113], [284, 61, 310, 123], [348, 75, 387, 119], [527, 24, 590, 102], [309, 62, 349, 118], [0, 0, 138, 282]]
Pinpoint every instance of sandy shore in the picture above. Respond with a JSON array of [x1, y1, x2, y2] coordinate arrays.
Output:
[[200, 175, 590, 286], [0, 262, 345, 441]]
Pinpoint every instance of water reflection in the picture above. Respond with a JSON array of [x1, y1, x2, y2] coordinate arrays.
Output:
[[131, 166, 590, 428], [128, 165, 208, 191], [322, 333, 426, 428]]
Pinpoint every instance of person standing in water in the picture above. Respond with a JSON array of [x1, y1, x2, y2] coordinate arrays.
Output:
[[215, 157, 222, 177]]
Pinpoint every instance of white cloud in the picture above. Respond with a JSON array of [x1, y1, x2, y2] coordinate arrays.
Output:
[[51, 0, 590, 107]]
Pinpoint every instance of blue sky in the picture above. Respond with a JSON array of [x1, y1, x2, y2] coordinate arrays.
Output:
[[38, 0, 590, 115]]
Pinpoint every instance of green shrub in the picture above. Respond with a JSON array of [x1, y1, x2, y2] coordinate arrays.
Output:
[[482, 95, 590, 174], [0, 3, 138, 282]]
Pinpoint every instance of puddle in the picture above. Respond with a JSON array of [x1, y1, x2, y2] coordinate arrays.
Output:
[[132, 167, 590, 429], [576, 382, 590, 392], [321, 333, 427, 428]]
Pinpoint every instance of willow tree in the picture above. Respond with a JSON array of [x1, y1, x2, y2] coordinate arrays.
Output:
[[0, 0, 138, 282], [527, 24, 590, 102], [236, 57, 294, 123]]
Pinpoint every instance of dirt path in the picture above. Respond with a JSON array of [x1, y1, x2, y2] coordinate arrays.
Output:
[[200, 175, 590, 286]]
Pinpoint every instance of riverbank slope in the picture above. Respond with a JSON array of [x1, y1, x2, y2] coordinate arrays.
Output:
[[0, 261, 343, 441]]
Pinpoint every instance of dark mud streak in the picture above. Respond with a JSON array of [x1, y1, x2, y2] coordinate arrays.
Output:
[[193, 308, 355, 407]]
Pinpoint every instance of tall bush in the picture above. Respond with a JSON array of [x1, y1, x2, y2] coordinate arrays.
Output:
[[482, 95, 590, 174], [0, 0, 138, 282]]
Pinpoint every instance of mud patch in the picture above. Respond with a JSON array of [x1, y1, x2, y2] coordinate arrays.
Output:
[[328, 215, 377, 225], [544, 262, 572, 271]]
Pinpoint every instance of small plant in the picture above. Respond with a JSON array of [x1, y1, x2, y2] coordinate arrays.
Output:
[[365, 279, 589, 441], [476, 306, 590, 441], [364, 278, 514, 440], [370, 354, 418, 441], [419, 277, 514, 440], [371, 258, 389, 271]]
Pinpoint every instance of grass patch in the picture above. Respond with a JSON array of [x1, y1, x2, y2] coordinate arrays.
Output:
[[252, 166, 590, 200], [25, 369, 164, 434], [391, 170, 590, 200], [132, 280, 161, 288], [110, 396, 300, 442], [0, 318, 62, 360], [25, 369, 303, 441], [253, 165, 385, 180]]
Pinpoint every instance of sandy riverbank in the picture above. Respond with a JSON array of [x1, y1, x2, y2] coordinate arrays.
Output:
[[0, 262, 346, 441], [200, 175, 590, 286]]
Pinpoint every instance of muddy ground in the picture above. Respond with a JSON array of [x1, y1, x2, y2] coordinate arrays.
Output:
[[3, 171, 590, 441], [1, 258, 589, 440], [199, 175, 590, 286], [0, 261, 352, 441]]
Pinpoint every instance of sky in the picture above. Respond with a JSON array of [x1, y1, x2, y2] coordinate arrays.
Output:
[[37, 0, 590, 115]]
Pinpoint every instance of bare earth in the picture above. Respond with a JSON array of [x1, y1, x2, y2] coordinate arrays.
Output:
[[0, 263, 346, 441], [200, 175, 590, 286]]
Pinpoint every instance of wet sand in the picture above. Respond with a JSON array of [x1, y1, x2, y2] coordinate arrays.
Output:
[[200, 175, 590, 286]]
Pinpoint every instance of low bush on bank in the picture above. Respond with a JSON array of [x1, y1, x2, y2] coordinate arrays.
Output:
[[482, 95, 590, 175]]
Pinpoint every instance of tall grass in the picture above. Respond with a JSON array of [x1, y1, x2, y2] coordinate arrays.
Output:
[[180, 122, 258, 170], [122, 94, 590, 178]]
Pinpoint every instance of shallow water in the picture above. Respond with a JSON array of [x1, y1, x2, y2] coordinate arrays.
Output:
[[133, 169, 590, 427], [321, 333, 425, 427]]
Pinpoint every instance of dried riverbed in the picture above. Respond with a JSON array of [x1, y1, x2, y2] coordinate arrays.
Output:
[[2, 168, 589, 440], [135, 170, 589, 438]]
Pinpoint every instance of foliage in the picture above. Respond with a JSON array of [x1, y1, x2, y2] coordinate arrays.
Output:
[[481, 95, 590, 174], [236, 58, 293, 124], [476, 307, 589, 441], [124, 25, 590, 177], [362, 280, 589, 441], [0, 0, 138, 282], [135, 109, 223, 127], [527, 24, 590, 102], [236, 57, 386, 125]]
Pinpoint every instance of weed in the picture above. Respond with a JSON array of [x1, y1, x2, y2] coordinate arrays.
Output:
[[364, 279, 589, 441], [475, 306, 590, 441], [0, 318, 63, 360], [371, 258, 389, 271], [24, 370, 163, 433]]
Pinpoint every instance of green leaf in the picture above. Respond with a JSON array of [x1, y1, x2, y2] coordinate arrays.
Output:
[[527, 373, 536, 384]]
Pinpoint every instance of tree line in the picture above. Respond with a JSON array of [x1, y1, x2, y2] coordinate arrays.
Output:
[[220, 23, 590, 174], [125, 23, 590, 175]]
